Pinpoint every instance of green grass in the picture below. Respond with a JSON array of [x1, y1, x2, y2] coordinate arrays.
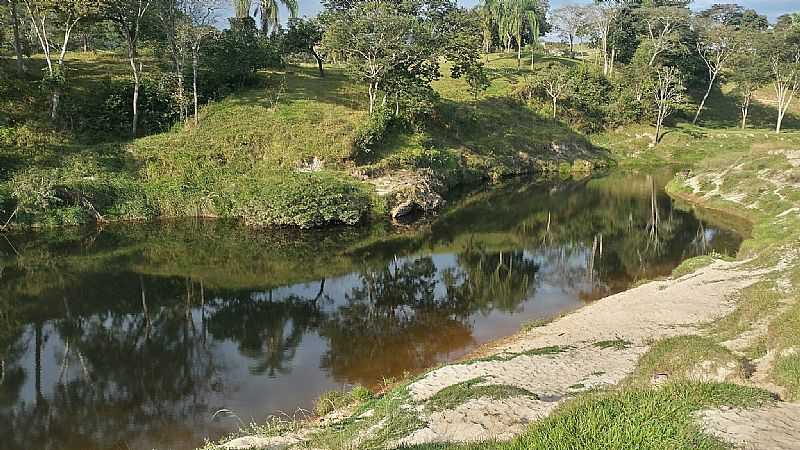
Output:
[[306, 385, 425, 450], [402, 382, 773, 450], [425, 377, 536, 412], [671, 255, 716, 279], [593, 338, 632, 350], [625, 336, 745, 387], [315, 385, 375, 416]]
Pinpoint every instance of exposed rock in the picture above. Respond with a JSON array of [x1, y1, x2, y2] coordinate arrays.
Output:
[[368, 169, 445, 220], [221, 435, 300, 450]]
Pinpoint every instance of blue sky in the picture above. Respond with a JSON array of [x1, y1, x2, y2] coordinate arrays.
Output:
[[217, 0, 796, 27]]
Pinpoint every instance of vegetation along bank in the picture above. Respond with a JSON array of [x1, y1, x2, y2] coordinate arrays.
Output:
[[2, 0, 800, 449]]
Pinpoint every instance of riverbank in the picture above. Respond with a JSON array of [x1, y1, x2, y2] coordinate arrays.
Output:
[[0, 54, 607, 230], [203, 130, 800, 450]]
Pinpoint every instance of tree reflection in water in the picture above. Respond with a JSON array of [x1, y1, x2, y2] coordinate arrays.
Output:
[[0, 171, 744, 450]]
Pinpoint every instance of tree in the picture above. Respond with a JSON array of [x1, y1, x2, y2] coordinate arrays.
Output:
[[285, 17, 325, 77], [258, 0, 298, 34], [550, 4, 588, 59], [692, 20, 738, 124], [323, 1, 433, 114], [465, 64, 490, 100], [478, 1, 493, 58], [507, 0, 538, 69], [531, 62, 570, 118], [729, 32, 768, 129], [22, 0, 95, 120], [99, 0, 154, 136], [585, 0, 623, 75], [2, 0, 25, 74], [768, 28, 800, 134], [155, 0, 188, 121], [232, 0, 250, 18], [639, 6, 689, 67], [179, 0, 221, 125], [651, 66, 685, 145]]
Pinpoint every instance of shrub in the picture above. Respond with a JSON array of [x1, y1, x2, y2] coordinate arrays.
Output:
[[229, 171, 372, 228], [352, 107, 394, 159], [201, 17, 283, 99], [65, 73, 186, 138]]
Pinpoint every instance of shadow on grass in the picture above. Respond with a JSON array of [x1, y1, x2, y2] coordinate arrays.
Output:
[[358, 95, 604, 169], [694, 86, 800, 130], [223, 64, 368, 112]]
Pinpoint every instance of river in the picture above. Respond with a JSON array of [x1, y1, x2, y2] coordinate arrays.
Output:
[[0, 171, 741, 450]]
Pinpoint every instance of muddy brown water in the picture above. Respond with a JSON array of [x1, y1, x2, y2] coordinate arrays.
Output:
[[0, 172, 741, 450]]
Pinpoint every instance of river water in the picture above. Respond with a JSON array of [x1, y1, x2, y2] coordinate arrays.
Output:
[[0, 172, 741, 450]]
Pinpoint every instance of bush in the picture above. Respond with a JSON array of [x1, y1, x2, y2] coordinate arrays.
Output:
[[201, 17, 283, 99], [352, 107, 394, 159], [65, 73, 186, 138], [229, 171, 372, 228]]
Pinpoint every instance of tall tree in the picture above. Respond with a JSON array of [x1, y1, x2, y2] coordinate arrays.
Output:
[[285, 17, 325, 76], [768, 27, 800, 134], [639, 5, 688, 67], [180, 0, 221, 125], [258, 0, 298, 34], [729, 31, 768, 129], [550, 4, 588, 59], [651, 66, 685, 145], [586, 0, 623, 75], [232, 0, 250, 18], [22, 0, 94, 120], [692, 20, 738, 124], [155, 0, 188, 121], [4, 0, 26, 74], [99, 0, 154, 136]]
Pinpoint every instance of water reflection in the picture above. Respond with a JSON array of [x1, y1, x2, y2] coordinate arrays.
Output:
[[0, 172, 742, 450]]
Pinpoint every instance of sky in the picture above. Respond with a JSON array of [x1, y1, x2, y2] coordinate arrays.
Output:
[[216, 0, 797, 28]]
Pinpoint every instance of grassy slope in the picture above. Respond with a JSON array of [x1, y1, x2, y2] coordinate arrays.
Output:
[[0, 50, 601, 229]]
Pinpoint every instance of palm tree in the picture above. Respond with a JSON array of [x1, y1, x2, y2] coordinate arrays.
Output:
[[233, 0, 252, 18], [259, 0, 299, 34]]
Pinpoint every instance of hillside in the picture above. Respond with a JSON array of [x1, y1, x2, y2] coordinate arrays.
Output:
[[0, 51, 602, 230]]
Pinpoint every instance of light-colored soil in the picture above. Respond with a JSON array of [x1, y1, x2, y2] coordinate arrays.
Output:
[[698, 403, 800, 450]]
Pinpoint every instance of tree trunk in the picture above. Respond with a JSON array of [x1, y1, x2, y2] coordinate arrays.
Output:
[[693, 72, 718, 125], [311, 49, 324, 77], [132, 65, 141, 136], [654, 115, 663, 145], [128, 42, 141, 136], [552, 97, 557, 119], [10, 0, 24, 74], [50, 89, 60, 121], [517, 36, 522, 69], [193, 50, 199, 126], [741, 95, 750, 129], [530, 46, 535, 71], [609, 47, 616, 75], [368, 82, 376, 114], [569, 35, 574, 59]]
